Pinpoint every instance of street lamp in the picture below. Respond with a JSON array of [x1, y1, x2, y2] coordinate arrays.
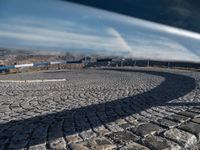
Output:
[[121, 58, 125, 67]]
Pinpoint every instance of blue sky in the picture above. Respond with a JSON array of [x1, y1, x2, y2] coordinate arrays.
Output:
[[0, 0, 200, 62]]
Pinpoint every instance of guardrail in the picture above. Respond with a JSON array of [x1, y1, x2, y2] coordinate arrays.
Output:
[[0, 79, 66, 83], [0, 60, 81, 72]]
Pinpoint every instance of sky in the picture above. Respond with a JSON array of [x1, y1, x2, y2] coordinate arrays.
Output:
[[66, 0, 200, 33], [0, 0, 200, 62]]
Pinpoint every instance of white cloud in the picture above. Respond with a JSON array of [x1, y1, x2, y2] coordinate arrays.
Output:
[[80, 2, 200, 41], [0, 19, 199, 62], [107, 28, 132, 52], [127, 36, 200, 62], [0, 1, 200, 62], [0, 20, 133, 55]]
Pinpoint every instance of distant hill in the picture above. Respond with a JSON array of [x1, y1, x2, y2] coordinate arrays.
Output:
[[1, 48, 200, 71], [0, 48, 83, 65]]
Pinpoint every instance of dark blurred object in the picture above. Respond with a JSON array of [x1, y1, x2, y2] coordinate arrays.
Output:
[[65, 0, 200, 33], [0, 65, 9, 73]]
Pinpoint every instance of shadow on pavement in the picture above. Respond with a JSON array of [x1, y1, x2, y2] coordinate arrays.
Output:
[[0, 68, 196, 149]]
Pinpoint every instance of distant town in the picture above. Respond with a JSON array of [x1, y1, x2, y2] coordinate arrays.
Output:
[[0, 48, 200, 73]]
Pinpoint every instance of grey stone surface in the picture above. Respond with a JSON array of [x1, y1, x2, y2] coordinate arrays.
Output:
[[130, 123, 164, 137], [80, 129, 97, 140], [106, 131, 140, 146], [179, 122, 200, 139], [154, 118, 178, 128], [70, 137, 117, 150], [0, 67, 199, 149], [164, 128, 198, 150], [192, 117, 200, 124], [178, 111, 200, 118], [165, 114, 190, 123], [65, 133, 83, 144], [142, 135, 181, 150], [120, 142, 150, 150]]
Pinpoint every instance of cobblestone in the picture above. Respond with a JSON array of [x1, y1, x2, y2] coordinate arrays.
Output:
[[179, 122, 200, 139], [0, 67, 199, 149], [163, 128, 198, 150], [142, 135, 182, 150], [106, 131, 140, 146], [165, 113, 190, 123], [192, 117, 200, 124], [178, 111, 200, 118], [130, 122, 164, 137], [120, 142, 150, 150], [153, 118, 179, 128], [69, 137, 117, 150]]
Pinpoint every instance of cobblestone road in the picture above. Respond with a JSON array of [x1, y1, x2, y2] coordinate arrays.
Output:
[[0, 67, 200, 150]]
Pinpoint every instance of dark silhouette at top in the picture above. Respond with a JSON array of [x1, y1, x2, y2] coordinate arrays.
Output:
[[64, 0, 200, 33]]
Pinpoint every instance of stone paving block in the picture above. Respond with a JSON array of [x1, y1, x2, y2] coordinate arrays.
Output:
[[93, 125, 110, 136], [179, 122, 200, 139], [76, 124, 91, 132], [65, 133, 83, 144], [88, 137, 117, 150], [118, 122, 133, 130], [0, 138, 9, 150], [29, 124, 49, 145], [9, 139, 29, 149], [46, 120, 67, 150], [8, 128, 32, 149], [140, 111, 155, 119], [154, 118, 179, 128], [151, 111, 166, 118], [164, 128, 198, 150], [142, 135, 181, 150], [106, 131, 140, 146], [80, 129, 97, 140], [69, 142, 90, 150], [129, 122, 164, 137], [29, 144, 46, 150], [177, 111, 200, 118], [70, 137, 117, 150], [133, 114, 151, 122], [163, 106, 181, 113], [120, 142, 150, 150], [165, 114, 190, 123], [192, 117, 200, 124], [115, 119, 127, 125], [105, 122, 124, 132], [88, 118, 102, 127], [193, 106, 200, 110], [46, 137, 67, 150], [153, 107, 174, 115], [124, 116, 142, 126], [189, 108, 200, 113]]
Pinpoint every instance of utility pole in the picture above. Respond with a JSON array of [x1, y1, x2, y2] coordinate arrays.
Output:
[[147, 60, 150, 67], [121, 58, 125, 67], [167, 62, 170, 68]]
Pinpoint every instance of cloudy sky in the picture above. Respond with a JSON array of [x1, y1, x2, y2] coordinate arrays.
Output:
[[66, 0, 200, 33], [0, 0, 200, 62]]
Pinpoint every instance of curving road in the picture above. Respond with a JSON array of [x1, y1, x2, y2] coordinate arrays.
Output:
[[0, 67, 200, 150]]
